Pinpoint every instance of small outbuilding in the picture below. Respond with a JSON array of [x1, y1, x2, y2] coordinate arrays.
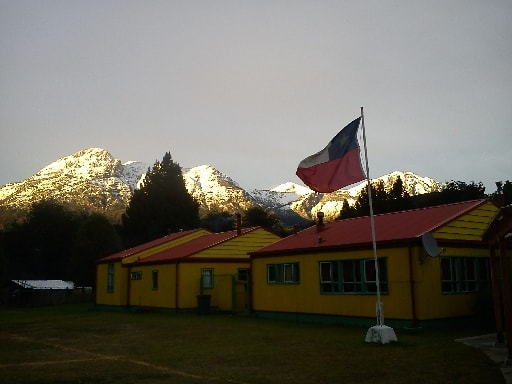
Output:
[[9, 280, 76, 306], [249, 199, 498, 328]]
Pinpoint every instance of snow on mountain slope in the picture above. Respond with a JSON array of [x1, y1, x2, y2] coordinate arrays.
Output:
[[120, 161, 148, 191], [183, 165, 254, 215], [0, 148, 440, 225], [291, 171, 440, 220], [0, 148, 147, 218]]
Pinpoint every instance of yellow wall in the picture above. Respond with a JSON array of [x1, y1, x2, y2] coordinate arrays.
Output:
[[96, 261, 129, 306], [125, 262, 249, 311], [127, 264, 177, 308], [251, 247, 413, 320], [410, 201, 497, 319], [251, 243, 491, 322], [177, 262, 249, 310], [412, 245, 489, 320]]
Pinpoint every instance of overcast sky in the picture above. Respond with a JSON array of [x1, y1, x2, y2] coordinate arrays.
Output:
[[1, 1, 511, 194]]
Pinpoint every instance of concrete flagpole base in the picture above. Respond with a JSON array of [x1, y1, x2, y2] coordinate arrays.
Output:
[[365, 325, 398, 344]]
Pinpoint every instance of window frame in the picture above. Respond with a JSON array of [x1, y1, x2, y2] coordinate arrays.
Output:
[[201, 268, 214, 289], [319, 258, 388, 295], [237, 268, 249, 281], [130, 271, 142, 280], [151, 270, 159, 290], [440, 256, 489, 294], [107, 263, 115, 293], [266, 262, 300, 284]]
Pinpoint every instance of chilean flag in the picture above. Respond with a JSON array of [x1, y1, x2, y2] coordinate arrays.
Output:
[[296, 117, 366, 193]]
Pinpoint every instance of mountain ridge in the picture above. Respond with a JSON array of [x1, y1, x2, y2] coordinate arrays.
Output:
[[0, 148, 441, 225]]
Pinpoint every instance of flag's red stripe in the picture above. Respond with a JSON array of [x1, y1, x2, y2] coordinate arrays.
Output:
[[296, 148, 364, 193]]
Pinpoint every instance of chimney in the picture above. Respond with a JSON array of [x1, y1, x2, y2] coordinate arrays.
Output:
[[316, 211, 325, 232], [236, 213, 242, 236]]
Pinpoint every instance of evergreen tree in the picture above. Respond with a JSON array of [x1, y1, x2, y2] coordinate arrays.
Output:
[[122, 152, 200, 246], [338, 176, 411, 220], [4, 200, 80, 280], [490, 180, 512, 206], [200, 211, 236, 232], [410, 180, 486, 208], [349, 180, 391, 216], [339, 199, 358, 219], [71, 213, 121, 287], [243, 206, 285, 235], [2, 200, 120, 286]]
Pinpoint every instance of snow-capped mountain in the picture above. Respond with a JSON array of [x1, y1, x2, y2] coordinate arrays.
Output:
[[0, 148, 440, 226], [291, 171, 441, 220], [0, 148, 148, 221], [184, 165, 254, 216]]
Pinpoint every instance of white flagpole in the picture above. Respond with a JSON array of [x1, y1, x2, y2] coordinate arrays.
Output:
[[359, 106, 382, 325], [360, 107, 397, 344]]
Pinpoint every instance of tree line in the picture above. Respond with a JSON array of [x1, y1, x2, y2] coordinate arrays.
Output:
[[0, 152, 282, 292], [339, 178, 511, 219], [0, 151, 510, 293]]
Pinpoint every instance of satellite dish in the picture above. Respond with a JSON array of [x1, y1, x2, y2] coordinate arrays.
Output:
[[422, 232, 439, 257]]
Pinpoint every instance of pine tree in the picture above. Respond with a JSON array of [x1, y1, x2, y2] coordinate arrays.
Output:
[[122, 152, 200, 246], [71, 213, 121, 287], [339, 177, 410, 219], [243, 206, 285, 235]]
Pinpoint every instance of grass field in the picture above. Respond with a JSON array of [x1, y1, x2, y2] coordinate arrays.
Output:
[[0, 304, 504, 384]]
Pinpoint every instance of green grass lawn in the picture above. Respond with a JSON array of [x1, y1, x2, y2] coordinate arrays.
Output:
[[0, 304, 504, 384]]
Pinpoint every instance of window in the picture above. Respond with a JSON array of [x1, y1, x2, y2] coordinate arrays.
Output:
[[284, 263, 299, 283], [130, 271, 142, 280], [440, 257, 489, 294], [319, 258, 388, 294], [201, 268, 214, 289], [364, 259, 388, 293], [152, 270, 158, 290], [320, 262, 340, 292], [107, 263, 114, 293], [237, 268, 249, 281], [343, 260, 362, 293], [267, 263, 300, 284], [441, 257, 457, 293]]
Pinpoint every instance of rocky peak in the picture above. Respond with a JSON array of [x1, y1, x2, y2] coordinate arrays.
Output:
[[184, 165, 254, 215], [0, 148, 441, 226], [34, 148, 120, 180]]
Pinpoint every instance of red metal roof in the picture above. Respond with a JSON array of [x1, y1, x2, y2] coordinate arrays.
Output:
[[251, 199, 490, 256], [98, 228, 208, 262], [132, 227, 260, 265]]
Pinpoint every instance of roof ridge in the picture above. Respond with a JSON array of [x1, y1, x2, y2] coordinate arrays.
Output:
[[374, 198, 487, 217], [333, 198, 489, 222], [131, 226, 265, 264]]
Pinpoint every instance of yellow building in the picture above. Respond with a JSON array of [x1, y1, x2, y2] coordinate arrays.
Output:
[[96, 226, 280, 313], [249, 199, 498, 327]]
